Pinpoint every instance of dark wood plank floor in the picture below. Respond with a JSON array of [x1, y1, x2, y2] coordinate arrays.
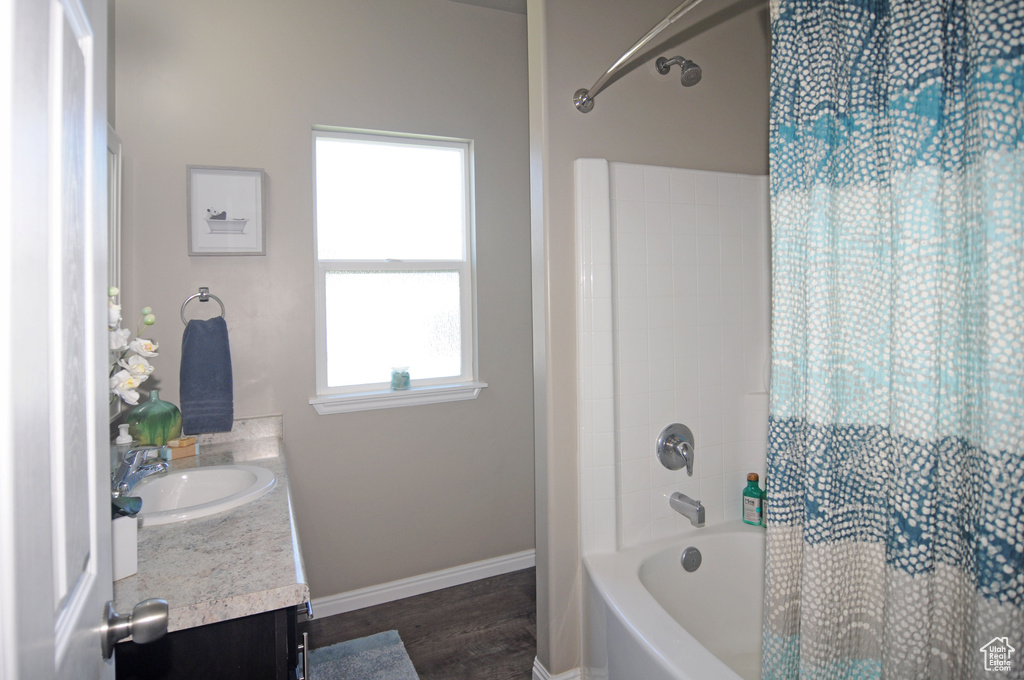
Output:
[[301, 568, 536, 680]]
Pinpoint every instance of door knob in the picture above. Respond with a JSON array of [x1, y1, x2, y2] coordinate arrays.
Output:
[[101, 598, 168, 660]]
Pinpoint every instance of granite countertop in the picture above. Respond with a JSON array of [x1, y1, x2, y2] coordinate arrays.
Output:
[[112, 416, 309, 634]]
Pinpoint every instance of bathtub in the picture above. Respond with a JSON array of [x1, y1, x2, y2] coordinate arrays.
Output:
[[583, 521, 766, 680]]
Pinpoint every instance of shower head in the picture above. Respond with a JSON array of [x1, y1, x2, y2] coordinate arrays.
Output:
[[656, 55, 703, 87], [678, 60, 702, 86]]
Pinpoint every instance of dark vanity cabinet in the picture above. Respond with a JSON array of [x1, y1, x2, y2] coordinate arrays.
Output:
[[110, 438, 309, 680], [115, 606, 300, 680]]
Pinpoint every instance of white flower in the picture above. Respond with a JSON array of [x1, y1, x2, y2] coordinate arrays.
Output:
[[129, 337, 159, 357], [110, 369, 142, 390], [108, 299, 160, 406], [114, 386, 140, 405], [118, 354, 154, 379], [109, 327, 131, 351], [110, 369, 142, 405], [108, 301, 122, 330]]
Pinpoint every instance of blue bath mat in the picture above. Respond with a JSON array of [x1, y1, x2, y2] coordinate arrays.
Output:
[[309, 630, 420, 680]]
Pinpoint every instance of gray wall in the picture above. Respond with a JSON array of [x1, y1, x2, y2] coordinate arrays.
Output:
[[528, 0, 770, 673], [114, 0, 534, 599]]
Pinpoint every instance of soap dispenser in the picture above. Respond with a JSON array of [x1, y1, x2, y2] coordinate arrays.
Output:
[[115, 423, 133, 450], [112, 423, 134, 469], [116, 423, 132, 446]]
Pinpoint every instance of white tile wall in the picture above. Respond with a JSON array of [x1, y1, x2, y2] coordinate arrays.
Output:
[[576, 159, 771, 555]]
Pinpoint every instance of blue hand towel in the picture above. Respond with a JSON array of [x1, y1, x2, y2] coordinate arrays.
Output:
[[180, 316, 233, 434]]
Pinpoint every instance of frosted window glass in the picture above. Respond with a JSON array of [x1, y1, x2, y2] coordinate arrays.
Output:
[[325, 271, 462, 387], [316, 137, 465, 260]]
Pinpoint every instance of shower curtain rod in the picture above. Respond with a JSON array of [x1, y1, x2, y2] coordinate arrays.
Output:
[[574, 0, 707, 113]]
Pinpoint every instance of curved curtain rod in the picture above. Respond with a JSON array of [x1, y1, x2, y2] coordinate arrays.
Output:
[[574, 0, 707, 113]]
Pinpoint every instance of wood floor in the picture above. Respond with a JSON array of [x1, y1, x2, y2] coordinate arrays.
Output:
[[300, 568, 537, 680]]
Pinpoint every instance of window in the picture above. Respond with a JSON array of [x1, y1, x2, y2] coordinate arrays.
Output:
[[310, 128, 485, 414]]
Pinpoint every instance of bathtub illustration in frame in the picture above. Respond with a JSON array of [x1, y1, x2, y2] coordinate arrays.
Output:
[[187, 165, 266, 256]]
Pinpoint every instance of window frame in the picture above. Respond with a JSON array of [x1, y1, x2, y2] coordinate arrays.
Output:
[[309, 127, 485, 414]]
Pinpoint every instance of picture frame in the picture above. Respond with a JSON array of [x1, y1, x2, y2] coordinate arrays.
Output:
[[187, 165, 266, 256]]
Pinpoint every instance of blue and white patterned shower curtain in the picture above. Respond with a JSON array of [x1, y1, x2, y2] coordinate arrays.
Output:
[[764, 1, 1024, 679]]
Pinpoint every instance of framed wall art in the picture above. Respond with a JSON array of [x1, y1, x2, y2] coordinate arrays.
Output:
[[187, 165, 266, 256]]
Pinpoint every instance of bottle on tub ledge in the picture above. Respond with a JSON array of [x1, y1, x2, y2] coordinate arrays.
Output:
[[742, 472, 766, 527]]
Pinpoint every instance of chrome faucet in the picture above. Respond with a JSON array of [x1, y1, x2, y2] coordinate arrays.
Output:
[[670, 492, 705, 527], [111, 447, 167, 498]]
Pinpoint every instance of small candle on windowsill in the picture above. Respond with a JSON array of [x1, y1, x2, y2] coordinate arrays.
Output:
[[390, 367, 410, 391]]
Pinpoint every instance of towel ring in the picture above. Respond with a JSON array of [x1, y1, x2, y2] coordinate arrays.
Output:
[[181, 287, 226, 324]]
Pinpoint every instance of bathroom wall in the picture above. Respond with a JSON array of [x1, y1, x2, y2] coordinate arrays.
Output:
[[576, 159, 769, 555], [528, 0, 770, 673], [114, 0, 534, 600]]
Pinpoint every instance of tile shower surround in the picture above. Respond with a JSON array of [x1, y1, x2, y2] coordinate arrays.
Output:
[[576, 159, 771, 555]]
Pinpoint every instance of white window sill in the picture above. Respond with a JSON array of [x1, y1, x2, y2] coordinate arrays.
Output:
[[309, 381, 487, 415]]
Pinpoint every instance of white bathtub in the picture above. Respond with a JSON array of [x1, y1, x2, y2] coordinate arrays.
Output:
[[583, 521, 766, 680]]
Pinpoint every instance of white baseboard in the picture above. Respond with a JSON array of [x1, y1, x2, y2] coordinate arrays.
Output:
[[311, 549, 535, 619], [533, 657, 583, 680]]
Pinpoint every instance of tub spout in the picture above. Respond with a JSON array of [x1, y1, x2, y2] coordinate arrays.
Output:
[[669, 492, 705, 527]]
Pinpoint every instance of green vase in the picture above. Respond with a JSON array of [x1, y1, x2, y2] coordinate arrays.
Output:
[[127, 389, 182, 446]]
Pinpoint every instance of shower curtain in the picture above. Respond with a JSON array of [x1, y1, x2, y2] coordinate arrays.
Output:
[[763, 1, 1023, 679]]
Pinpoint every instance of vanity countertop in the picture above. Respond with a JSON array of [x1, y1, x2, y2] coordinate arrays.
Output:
[[112, 417, 309, 633]]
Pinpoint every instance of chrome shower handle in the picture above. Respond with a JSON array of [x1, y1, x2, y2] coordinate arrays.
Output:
[[657, 423, 696, 475]]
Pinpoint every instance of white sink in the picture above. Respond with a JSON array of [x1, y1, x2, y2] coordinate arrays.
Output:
[[134, 464, 276, 526]]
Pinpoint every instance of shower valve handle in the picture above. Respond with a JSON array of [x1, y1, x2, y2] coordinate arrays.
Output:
[[657, 423, 696, 475]]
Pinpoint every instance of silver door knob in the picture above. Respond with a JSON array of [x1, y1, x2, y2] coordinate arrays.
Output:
[[101, 598, 168, 660]]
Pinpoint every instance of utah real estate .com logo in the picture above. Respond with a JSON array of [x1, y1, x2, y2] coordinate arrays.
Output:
[[980, 637, 1015, 673]]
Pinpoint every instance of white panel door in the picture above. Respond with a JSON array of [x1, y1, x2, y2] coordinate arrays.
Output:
[[0, 0, 112, 677]]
